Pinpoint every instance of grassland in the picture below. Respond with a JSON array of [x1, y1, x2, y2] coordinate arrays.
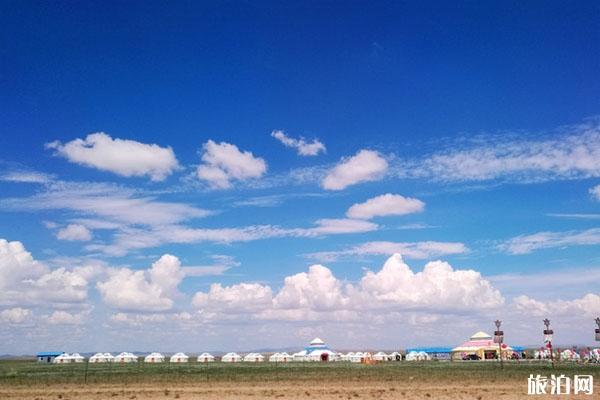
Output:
[[0, 359, 598, 399]]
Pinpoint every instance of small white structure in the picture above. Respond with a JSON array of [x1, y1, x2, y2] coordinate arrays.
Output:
[[372, 351, 389, 361], [144, 352, 165, 363], [197, 352, 215, 362], [221, 352, 242, 362], [405, 351, 430, 361], [349, 351, 369, 363], [70, 353, 85, 363], [590, 348, 600, 362], [89, 352, 114, 363], [389, 351, 402, 361], [53, 353, 72, 364], [243, 352, 265, 362], [170, 352, 189, 363], [114, 352, 138, 363], [269, 352, 292, 362]]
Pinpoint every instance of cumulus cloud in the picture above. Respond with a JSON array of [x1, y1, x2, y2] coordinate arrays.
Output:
[[322, 150, 388, 190], [514, 293, 600, 318], [192, 254, 503, 322], [271, 130, 326, 156], [0, 307, 31, 324], [56, 224, 93, 241], [346, 194, 425, 219], [196, 140, 267, 189], [0, 239, 91, 307], [305, 241, 468, 262], [590, 184, 600, 201], [46, 132, 179, 181], [97, 254, 184, 312], [500, 228, 600, 254]]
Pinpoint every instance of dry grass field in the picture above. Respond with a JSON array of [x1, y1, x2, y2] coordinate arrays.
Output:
[[0, 360, 598, 399]]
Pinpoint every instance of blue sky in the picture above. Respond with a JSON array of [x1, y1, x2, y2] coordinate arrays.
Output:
[[1, 1, 599, 354]]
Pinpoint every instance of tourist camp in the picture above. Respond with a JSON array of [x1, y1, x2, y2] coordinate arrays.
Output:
[[197, 352, 215, 362], [451, 331, 513, 360], [144, 352, 165, 363], [406, 347, 452, 360]]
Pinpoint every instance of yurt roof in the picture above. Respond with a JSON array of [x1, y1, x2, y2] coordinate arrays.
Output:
[[470, 331, 492, 340], [310, 337, 325, 345]]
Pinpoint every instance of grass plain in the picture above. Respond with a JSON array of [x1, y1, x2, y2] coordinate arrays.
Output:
[[0, 359, 598, 399]]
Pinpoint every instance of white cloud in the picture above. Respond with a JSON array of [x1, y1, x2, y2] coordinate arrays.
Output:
[[397, 120, 600, 183], [514, 293, 600, 318], [196, 140, 267, 189], [346, 194, 425, 219], [86, 219, 378, 256], [0, 239, 91, 307], [1, 181, 210, 227], [46, 132, 179, 181], [97, 254, 184, 312], [500, 228, 600, 254], [305, 240, 468, 262], [56, 224, 93, 241], [46, 310, 85, 325], [590, 184, 600, 201], [322, 150, 388, 190], [271, 130, 326, 156], [0, 307, 31, 324], [192, 254, 503, 322], [182, 255, 240, 277], [0, 171, 54, 184]]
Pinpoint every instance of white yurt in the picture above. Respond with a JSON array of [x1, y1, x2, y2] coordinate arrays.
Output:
[[90, 353, 114, 363], [170, 352, 189, 363], [405, 351, 420, 361], [351, 352, 370, 363], [340, 352, 354, 362], [293, 338, 338, 362], [243, 353, 264, 362], [53, 353, 72, 364], [221, 352, 242, 362], [144, 352, 165, 363], [114, 352, 138, 363], [269, 352, 292, 362], [197, 352, 215, 362], [389, 351, 402, 361], [590, 348, 600, 362], [372, 352, 389, 361], [534, 349, 551, 359], [70, 353, 85, 363]]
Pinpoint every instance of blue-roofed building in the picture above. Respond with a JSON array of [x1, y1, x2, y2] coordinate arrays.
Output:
[[405, 347, 452, 360], [36, 351, 64, 363]]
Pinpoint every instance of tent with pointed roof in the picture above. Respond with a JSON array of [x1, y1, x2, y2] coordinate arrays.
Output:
[[114, 352, 138, 363], [372, 351, 390, 361], [451, 331, 512, 360], [53, 353, 72, 364]]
